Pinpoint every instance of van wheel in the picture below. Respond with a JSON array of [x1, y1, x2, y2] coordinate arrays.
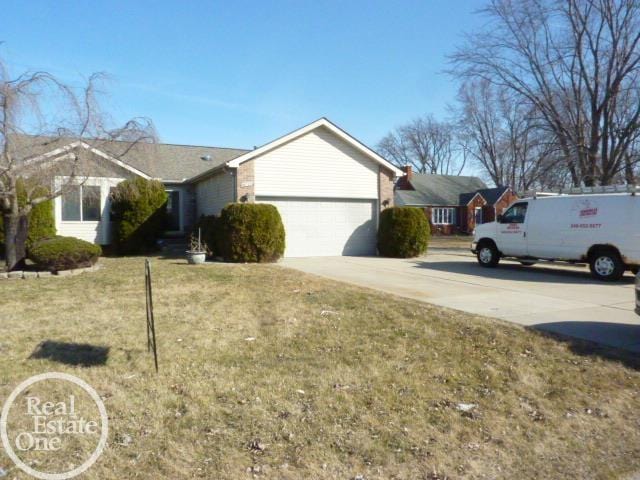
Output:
[[589, 249, 625, 281], [477, 242, 500, 268], [519, 261, 536, 266], [630, 266, 639, 275]]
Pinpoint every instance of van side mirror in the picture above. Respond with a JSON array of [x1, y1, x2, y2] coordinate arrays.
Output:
[[497, 214, 504, 223]]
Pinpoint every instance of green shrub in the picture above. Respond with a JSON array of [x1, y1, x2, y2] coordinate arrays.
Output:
[[111, 178, 168, 254], [193, 214, 223, 257], [0, 180, 55, 251], [25, 187, 56, 248], [29, 236, 102, 271], [218, 203, 285, 262], [377, 207, 430, 258]]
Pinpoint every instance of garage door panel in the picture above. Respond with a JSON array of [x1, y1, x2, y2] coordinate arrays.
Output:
[[256, 196, 377, 257]]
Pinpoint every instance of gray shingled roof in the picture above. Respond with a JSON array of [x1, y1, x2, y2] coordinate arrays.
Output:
[[458, 192, 478, 205], [475, 187, 510, 205], [400, 173, 488, 206], [9, 135, 249, 181], [396, 190, 429, 206], [117, 142, 249, 181]]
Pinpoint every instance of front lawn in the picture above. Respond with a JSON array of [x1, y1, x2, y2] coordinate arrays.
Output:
[[429, 235, 473, 251], [0, 257, 639, 479]]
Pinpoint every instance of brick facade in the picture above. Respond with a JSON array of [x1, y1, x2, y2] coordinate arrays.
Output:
[[236, 160, 255, 203], [395, 165, 414, 190], [378, 166, 395, 210], [464, 194, 488, 232], [425, 206, 465, 235], [482, 189, 519, 222], [424, 194, 490, 236]]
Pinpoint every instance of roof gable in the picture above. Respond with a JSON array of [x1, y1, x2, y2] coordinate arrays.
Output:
[[17, 118, 398, 184], [475, 186, 510, 205], [459, 191, 485, 205], [22, 140, 152, 179], [223, 118, 403, 176], [12, 135, 249, 182]]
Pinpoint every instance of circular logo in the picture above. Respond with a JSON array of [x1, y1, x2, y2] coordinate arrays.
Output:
[[0, 372, 108, 480]]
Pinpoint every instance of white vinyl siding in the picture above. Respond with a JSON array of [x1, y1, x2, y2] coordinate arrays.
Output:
[[254, 127, 378, 199], [55, 177, 123, 244], [195, 171, 234, 216], [432, 207, 457, 225], [257, 196, 377, 257]]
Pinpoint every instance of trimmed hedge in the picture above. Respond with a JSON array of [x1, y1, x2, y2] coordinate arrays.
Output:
[[193, 214, 222, 257], [218, 203, 285, 262], [377, 207, 430, 258], [111, 178, 168, 254], [0, 180, 55, 251], [29, 236, 101, 271]]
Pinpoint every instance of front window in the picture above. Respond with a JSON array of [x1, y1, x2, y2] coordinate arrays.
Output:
[[61, 185, 81, 221], [501, 202, 528, 223], [432, 207, 457, 225], [61, 185, 101, 221], [82, 186, 101, 221]]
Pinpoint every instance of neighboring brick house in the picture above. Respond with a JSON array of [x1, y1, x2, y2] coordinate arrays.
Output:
[[475, 187, 520, 224], [395, 166, 518, 235]]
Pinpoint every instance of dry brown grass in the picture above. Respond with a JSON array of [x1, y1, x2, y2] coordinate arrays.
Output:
[[429, 235, 473, 251], [0, 256, 639, 479]]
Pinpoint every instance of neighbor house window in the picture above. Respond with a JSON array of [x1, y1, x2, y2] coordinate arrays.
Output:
[[61, 185, 101, 221], [431, 207, 457, 225]]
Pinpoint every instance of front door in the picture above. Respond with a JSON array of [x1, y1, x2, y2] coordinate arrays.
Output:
[[496, 201, 529, 256], [166, 190, 181, 232], [475, 207, 483, 226]]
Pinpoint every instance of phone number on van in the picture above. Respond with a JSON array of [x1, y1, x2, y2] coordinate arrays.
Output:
[[570, 223, 602, 229]]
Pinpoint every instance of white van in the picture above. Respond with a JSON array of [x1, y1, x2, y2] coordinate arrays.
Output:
[[471, 192, 640, 280]]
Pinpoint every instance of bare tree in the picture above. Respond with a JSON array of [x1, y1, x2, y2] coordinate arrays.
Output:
[[456, 80, 563, 190], [622, 134, 640, 183], [0, 58, 156, 271], [377, 115, 466, 175], [450, 0, 640, 186]]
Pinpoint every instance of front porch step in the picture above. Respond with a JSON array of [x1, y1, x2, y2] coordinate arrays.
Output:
[[158, 237, 189, 254]]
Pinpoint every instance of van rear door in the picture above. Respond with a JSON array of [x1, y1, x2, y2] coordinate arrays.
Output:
[[495, 201, 530, 257]]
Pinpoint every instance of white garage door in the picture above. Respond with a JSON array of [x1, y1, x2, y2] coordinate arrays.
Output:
[[256, 196, 377, 257]]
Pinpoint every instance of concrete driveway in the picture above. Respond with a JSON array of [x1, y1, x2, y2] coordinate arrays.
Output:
[[282, 251, 640, 352]]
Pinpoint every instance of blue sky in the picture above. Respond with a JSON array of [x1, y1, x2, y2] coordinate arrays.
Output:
[[2, 0, 485, 150]]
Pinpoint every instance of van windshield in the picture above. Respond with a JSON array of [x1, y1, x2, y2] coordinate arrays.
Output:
[[502, 202, 528, 223]]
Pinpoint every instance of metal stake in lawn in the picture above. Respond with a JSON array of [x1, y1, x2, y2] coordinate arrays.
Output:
[[144, 258, 159, 373]]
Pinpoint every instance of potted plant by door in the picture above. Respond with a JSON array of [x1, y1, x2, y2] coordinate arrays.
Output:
[[186, 228, 207, 264]]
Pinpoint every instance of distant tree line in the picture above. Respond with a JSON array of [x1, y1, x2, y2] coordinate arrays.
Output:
[[379, 0, 640, 190]]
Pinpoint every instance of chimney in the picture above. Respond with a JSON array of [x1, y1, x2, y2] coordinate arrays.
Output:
[[396, 165, 413, 190]]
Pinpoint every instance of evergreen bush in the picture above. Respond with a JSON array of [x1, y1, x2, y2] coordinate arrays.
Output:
[[0, 180, 55, 252], [193, 214, 223, 257], [218, 203, 285, 262], [377, 207, 430, 258], [111, 178, 168, 253], [29, 236, 101, 271]]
